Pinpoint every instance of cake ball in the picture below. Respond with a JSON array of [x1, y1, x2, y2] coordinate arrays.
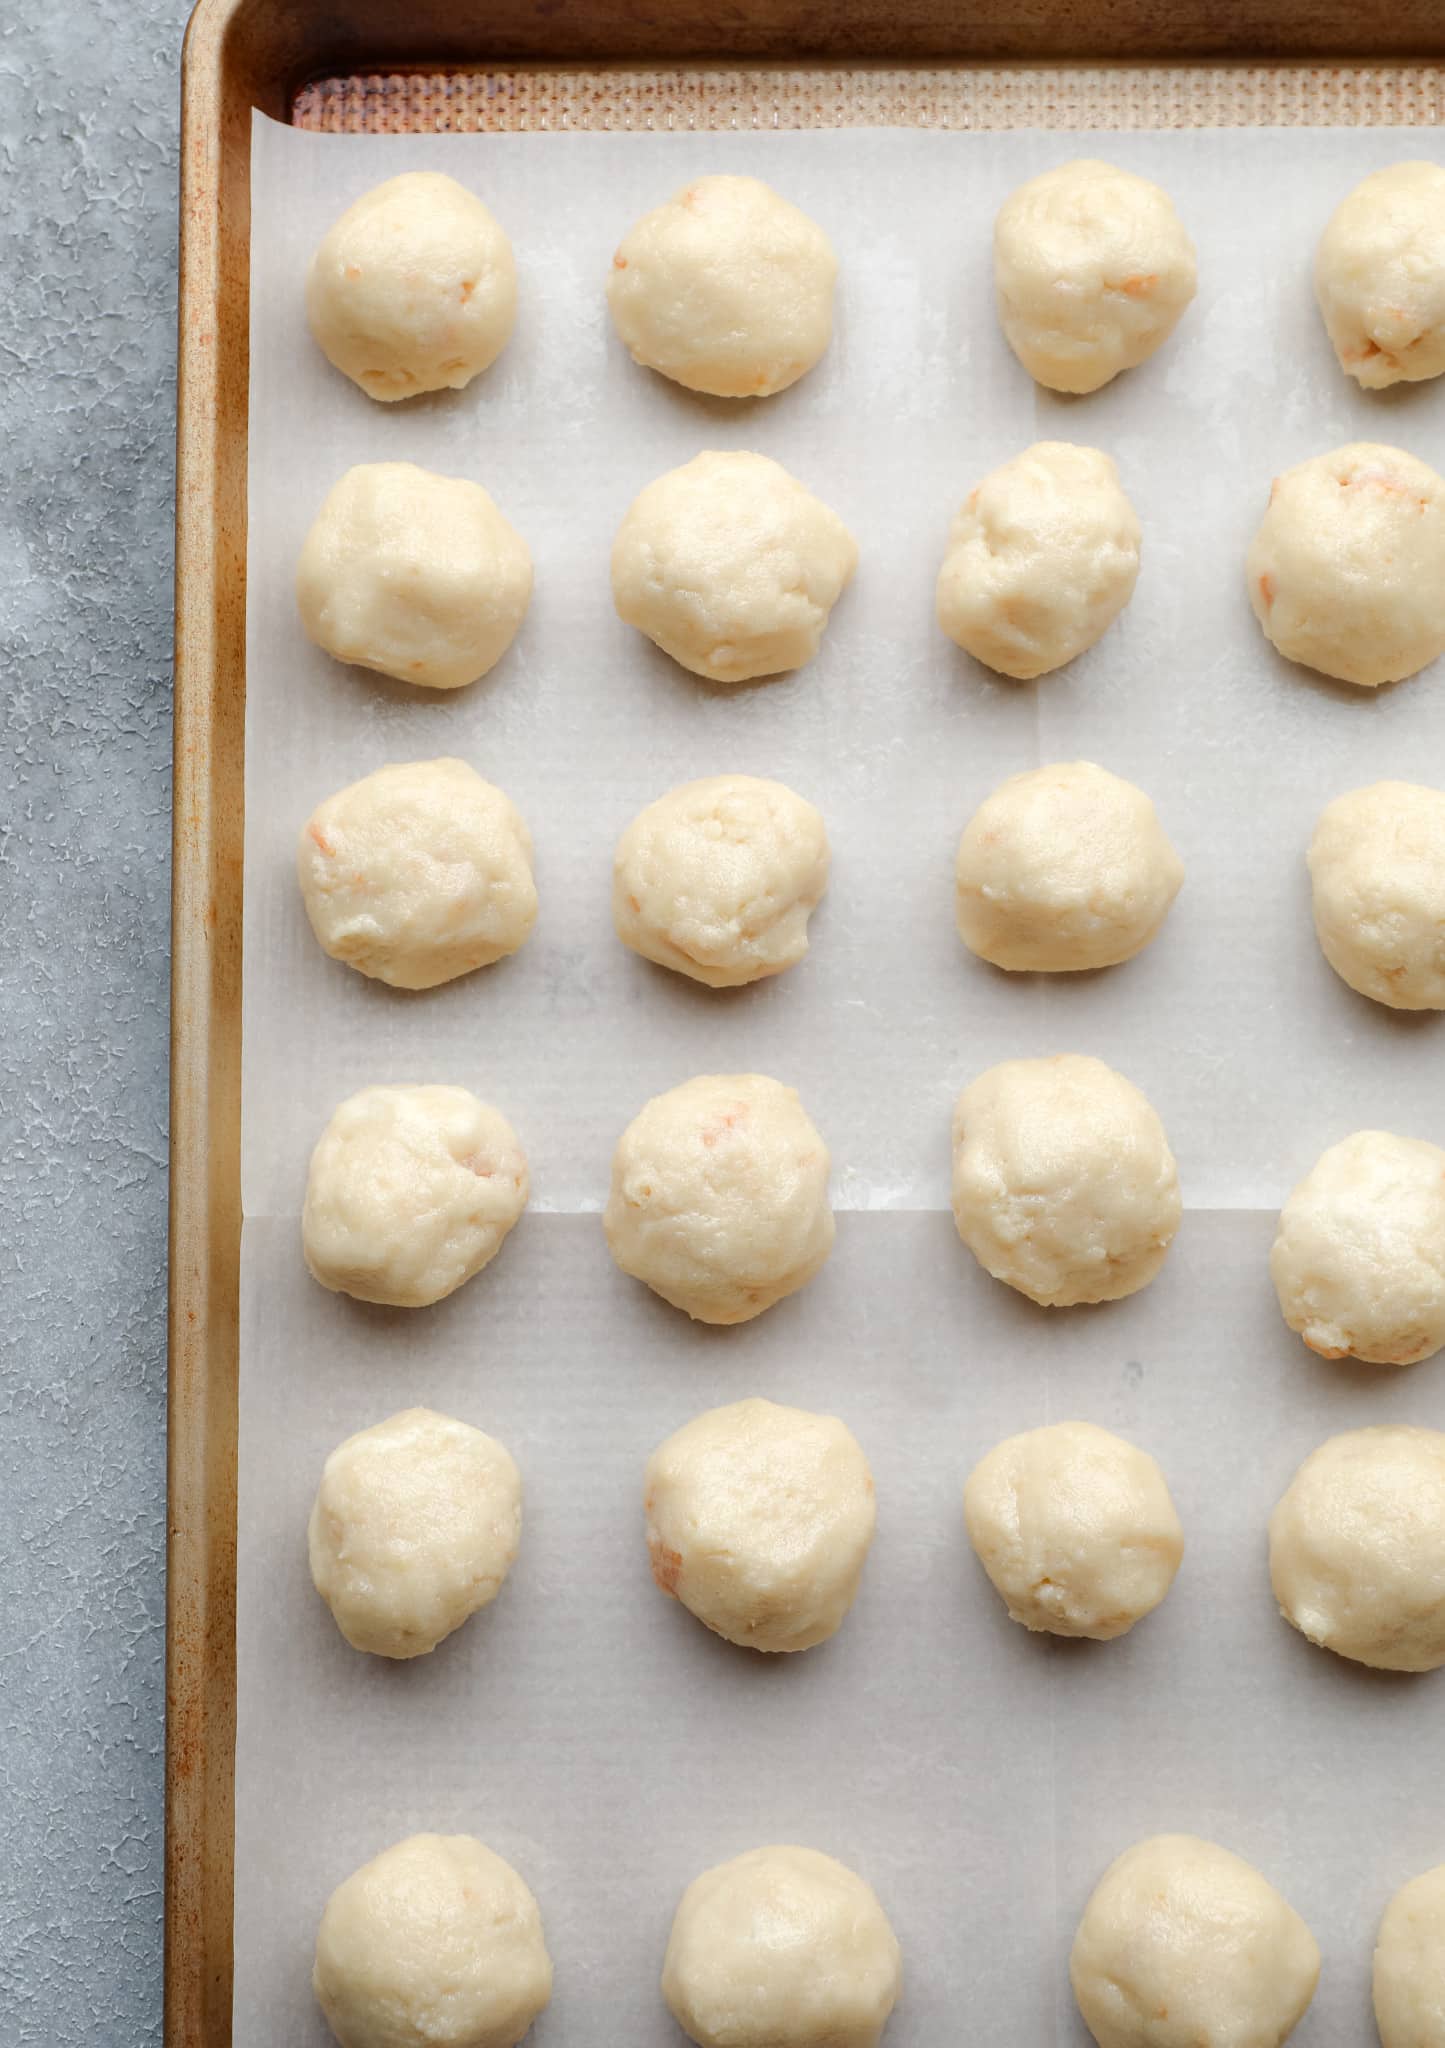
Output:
[[607, 174, 836, 396], [306, 172, 516, 401]]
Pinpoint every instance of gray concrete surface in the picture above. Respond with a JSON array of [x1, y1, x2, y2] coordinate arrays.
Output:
[[0, 2, 185, 2039]]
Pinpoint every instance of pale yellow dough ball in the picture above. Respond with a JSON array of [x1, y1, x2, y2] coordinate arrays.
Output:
[[1316, 162, 1445, 387], [1270, 1130, 1445, 1366], [308, 1408, 522, 1658], [993, 159, 1197, 394], [1247, 443, 1445, 688], [610, 451, 857, 682], [313, 1833, 551, 2048], [306, 172, 516, 401], [298, 759, 537, 991], [604, 1073, 833, 1324], [954, 761, 1182, 973], [303, 1084, 528, 1308], [1308, 781, 1445, 1010], [607, 174, 836, 397], [297, 463, 532, 692], [645, 1397, 876, 1652], [662, 1845, 902, 2048], [964, 1421, 1183, 1640], [1070, 1834, 1319, 2048], [935, 443, 1141, 679], [1375, 1863, 1445, 2047], [951, 1054, 1181, 1307], [1269, 1426, 1445, 1671], [613, 774, 828, 988]]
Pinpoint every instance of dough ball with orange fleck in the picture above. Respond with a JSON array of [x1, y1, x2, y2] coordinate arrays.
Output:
[[309, 1408, 522, 1659], [993, 159, 1197, 394], [306, 171, 516, 401], [607, 174, 836, 397], [297, 463, 532, 692], [303, 1085, 528, 1308], [645, 1397, 876, 1652], [604, 1074, 833, 1324], [299, 759, 536, 991], [1316, 162, 1445, 389], [613, 775, 828, 988], [1246, 443, 1445, 687]]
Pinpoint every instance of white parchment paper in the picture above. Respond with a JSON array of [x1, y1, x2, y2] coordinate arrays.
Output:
[[238, 115, 1445, 2044]]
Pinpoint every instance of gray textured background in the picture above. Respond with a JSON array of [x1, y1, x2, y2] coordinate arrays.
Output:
[[1, 2, 182, 2039]]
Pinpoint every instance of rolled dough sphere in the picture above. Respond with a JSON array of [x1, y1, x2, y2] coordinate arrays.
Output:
[[303, 1085, 528, 1308], [954, 760, 1182, 973], [951, 1055, 1181, 1308], [1308, 781, 1445, 1011], [1316, 162, 1445, 388], [607, 174, 836, 397], [297, 463, 532, 691], [1374, 1863, 1445, 2047], [309, 1408, 522, 1658], [935, 443, 1141, 679], [1270, 1426, 1445, 1671], [1246, 442, 1445, 688], [603, 1073, 833, 1324], [1269, 1130, 1445, 1366], [993, 159, 1197, 394], [610, 451, 857, 683], [645, 1397, 875, 1653], [306, 172, 516, 401], [612, 774, 829, 988], [313, 1833, 552, 2048], [964, 1420, 1183, 1640], [1070, 1834, 1320, 2048], [662, 1845, 902, 2048], [298, 759, 537, 990]]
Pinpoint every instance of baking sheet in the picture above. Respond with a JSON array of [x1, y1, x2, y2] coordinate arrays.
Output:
[[238, 115, 1445, 2044]]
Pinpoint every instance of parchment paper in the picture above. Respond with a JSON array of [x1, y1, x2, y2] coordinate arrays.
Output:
[[238, 115, 1445, 2044]]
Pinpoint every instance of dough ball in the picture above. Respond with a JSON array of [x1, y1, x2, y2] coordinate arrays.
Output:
[[308, 1408, 522, 1658], [951, 1055, 1181, 1308], [306, 172, 516, 402], [993, 160, 1197, 394], [662, 1844, 901, 2048], [303, 1085, 528, 1308], [613, 775, 829, 988], [645, 1397, 875, 1653], [1316, 162, 1445, 388], [1374, 1862, 1445, 2047], [1308, 781, 1445, 1010], [964, 1420, 1183, 1640], [1269, 1130, 1445, 1366], [610, 451, 856, 683], [1269, 1425, 1445, 1671], [297, 463, 532, 692], [313, 1833, 551, 2048], [954, 760, 1182, 973], [935, 443, 1141, 679], [607, 174, 836, 397], [298, 759, 537, 991], [604, 1073, 833, 1324], [1246, 442, 1445, 688], [1070, 1834, 1320, 2048]]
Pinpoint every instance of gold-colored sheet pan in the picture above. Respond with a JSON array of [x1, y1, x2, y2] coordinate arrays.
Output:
[[168, 2, 1444, 2036]]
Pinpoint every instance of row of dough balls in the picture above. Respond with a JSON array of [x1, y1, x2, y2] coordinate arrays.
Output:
[[301, 1073, 1445, 1364], [311, 1823, 1441, 2048], [310, 1401, 1445, 1677], [297, 756, 1445, 1009], [307, 159, 1445, 405], [295, 438, 1445, 693]]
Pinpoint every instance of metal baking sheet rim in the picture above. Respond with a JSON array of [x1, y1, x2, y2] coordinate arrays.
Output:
[[166, 3, 1444, 2037]]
